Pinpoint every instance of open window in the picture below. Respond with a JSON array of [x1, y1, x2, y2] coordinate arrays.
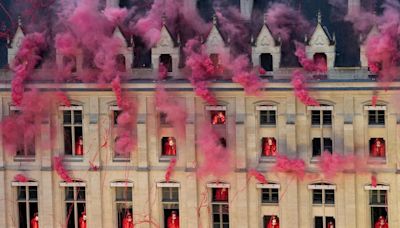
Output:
[[159, 54, 172, 72], [260, 53, 273, 72], [10, 106, 36, 159], [116, 54, 126, 72], [313, 53, 327, 69], [112, 181, 134, 228], [312, 138, 332, 157], [367, 185, 389, 228], [211, 187, 229, 227], [262, 137, 277, 157], [210, 53, 220, 68], [263, 215, 280, 228], [133, 36, 151, 68], [158, 183, 180, 228], [369, 138, 385, 158], [211, 111, 226, 125], [61, 106, 83, 157], [14, 183, 39, 228], [161, 137, 177, 156], [62, 181, 86, 228]]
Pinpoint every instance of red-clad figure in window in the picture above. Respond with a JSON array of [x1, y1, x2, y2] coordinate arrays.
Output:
[[327, 221, 334, 228], [267, 215, 279, 228], [164, 137, 176, 156], [212, 112, 225, 125], [375, 216, 389, 228], [371, 138, 385, 157], [263, 138, 277, 156], [75, 136, 84, 156], [167, 211, 179, 228], [30, 213, 39, 228], [79, 211, 87, 228], [215, 188, 228, 201], [122, 211, 134, 228]]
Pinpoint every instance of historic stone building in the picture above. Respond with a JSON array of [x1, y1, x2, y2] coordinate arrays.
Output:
[[0, 0, 399, 228]]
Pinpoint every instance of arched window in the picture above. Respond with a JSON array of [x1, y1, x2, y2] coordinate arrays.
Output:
[[260, 53, 273, 72], [116, 54, 126, 72], [159, 54, 172, 72]]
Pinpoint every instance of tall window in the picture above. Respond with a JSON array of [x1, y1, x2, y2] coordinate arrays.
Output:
[[159, 54, 173, 72], [263, 215, 280, 228], [260, 110, 276, 126], [10, 107, 35, 158], [368, 110, 385, 125], [310, 183, 336, 228], [314, 216, 335, 228], [111, 106, 129, 160], [212, 188, 229, 227], [311, 108, 332, 126], [62, 106, 83, 156], [161, 187, 179, 228], [116, 54, 126, 72], [260, 53, 273, 72], [312, 138, 332, 157], [65, 185, 86, 228], [261, 187, 279, 204], [115, 184, 133, 228], [17, 185, 38, 228], [369, 188, 388, 228]]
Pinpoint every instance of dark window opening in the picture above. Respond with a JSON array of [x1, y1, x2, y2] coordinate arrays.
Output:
[[262, 137, 277, 157], [164, 209, 179, 228], [314, 216, 335, 228], [113, 110, 122, 126], [162, 137, 177, 156], [63, 56, 77, 73], [260, 110, 276, 125], [311, 109, 332, 126], [260, 53, 273, 72], [211, 111, 226, 125], [160, 54, 173, 72], [369, 138, 385, 158], [17, 186, 38, 228], [219, 138, 227, 148], [160, 112, 169, 125], [133, 36, 151, 68], [371, 208, 388, 228], [119, 0, 135, 9], [65, 186, 86, 228], [368, 110, 385, 125], [313, 53, 327, 70], [312, 138, 332, 157], [162, 187, 180, 228], [116, 54, 126, 72], [116, 186, 133, 228], [213, 188, 228, 202], [210, 54, 220, 69], [261, 188, 279, 204], [63, 109, 83, 156]]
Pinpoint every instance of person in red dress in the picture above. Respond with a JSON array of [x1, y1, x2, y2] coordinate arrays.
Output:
[[122, 211, 134, 228], [327, 221, 334, 228], [375, 216, 389, 228], [215, 188, 228, 201], [263, 138, 277, 156], [371, 138, 385, 157], [164, 137, 176, 156], [30, 212, 39, 228], [75, 136, 84, 155], [266, 215, 279, 228], [212, 112, 225, 125], [167, 211, 179, 228], [79, 211, 87, 228]]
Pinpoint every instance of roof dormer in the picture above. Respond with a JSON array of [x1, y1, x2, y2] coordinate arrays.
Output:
[[360, 25, 379, 68], [252, 17, 281, 72], [305, 11, 336, 69], [151, 15, 180, 78], [204, 15, 229, 55], [113, 26, 133, 73], [8, 17, 25, 66]]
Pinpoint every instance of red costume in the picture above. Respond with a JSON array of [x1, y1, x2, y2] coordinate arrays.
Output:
[[371, 139, 385, 157], [122, 212, 134, 228], [375, 216, 389, 228], [215, 188, 228, 201], [79, 212, 87, 228], [212, 112, 225, 125], [266, 216, 279, 228], [164, 137, 176, 156], [263, 138, 277, 156], [327, 221, 334, 228], [30, 213, 39, 228], [75, 136, 84, 156], [167, 211, 179, 228]]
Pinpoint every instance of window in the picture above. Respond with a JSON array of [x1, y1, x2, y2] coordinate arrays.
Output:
[[63, 56, 77, 73], [133, 36, 151, 68], [369, 189, 388, 228], [116, 54, 126, 72], [17, 185, 38, 228], [262, 137, 277, 157], [314, 216, 335, 228], [368, 110, 385, 125], [62, 106, 83, 156], [161, 137, 177, 156], [219, 137, 227, 148], [312, 189, 335, 205], [64, 185, 86, 228], [159, 112, 169, 125], [260, 110, 276, 125], [311, 109, 332, 126], [10, 107, 36, 158], [313, 53, 327, 70], [161, 187, 179, 228], [211, 111, 226, 125], [113, 109, 122, 126], [160, 54, 172, 72], [212, 188, 229, 228], [312, 138, 332, 157], [369, 138, 385, 158], [210, 53, 220, 68], [263, 215, 280, 228], [260, 53, 273, 72], [115, 185, 133, 228], [261, 188, 279, 204]]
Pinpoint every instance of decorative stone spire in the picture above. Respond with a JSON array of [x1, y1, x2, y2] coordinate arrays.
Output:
[[212, 14, 217, 25], [162, 12, 167, 26], [317, 10, 322, 24], [18, 16, 22, 28], [263, 12, 267, 25]]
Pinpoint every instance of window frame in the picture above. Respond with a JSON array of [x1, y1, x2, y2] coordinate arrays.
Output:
[[158, 184, 180, 228], [60, 106, 83, 157], [10, 106, 36, 159], [308, 105, 333, 127], [15, 184, 38, 228], [63, 183, 86, 228], [366, 186, 389, 228], [112, 183, 133, 228], [261, 187, 279, 204], [211, 188, 230, 228], [257, 105, 277, 126], [309, 183, 336, 206], [312, 137, 333, 157], [365, 106, 386, 126]]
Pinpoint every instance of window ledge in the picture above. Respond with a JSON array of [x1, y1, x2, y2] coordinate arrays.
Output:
[[259, 124, 277, 128], [261, 202, 279, 206], [63, 156, 84, 162], [311, 125, 332, 128], [14, 156, 35, 162], [367, 157, 387, 164], [159, 156, 176, 162], [259, 156, 276, 163], [368, 125, 385, 128], [310, 157, 320, 163], [113, 157, 130, 162]]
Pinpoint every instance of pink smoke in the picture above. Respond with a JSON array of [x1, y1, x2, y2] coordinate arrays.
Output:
[[14, 174, 28, 182], [294, 42, 327, 73], [248, 169, 268, 184], [371, 174, 377, 187], [158, 63, 168, 80], [11, 32, 46, 105], [56, 91, 71, 107], [197, 124, 232, 178], [103, 7, 128, 26], [291, 70, 319, 106], [317, 151, 348, 180], [273, 155, 306, 179], [184, 38, 219, 105], [53, 156, 73, 182], [165, 158, 177, 183], [155, 86, 187, 138]]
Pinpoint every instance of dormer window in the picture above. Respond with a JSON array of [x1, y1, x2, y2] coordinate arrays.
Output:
[[210, 53, 220, 68], [133, 36, 151, 68], [116, 54, 126, 72], [313, 53, 327, 70], [63, 56, 77, 73], [260, 53, 273, 72], [159, 54, 172, 72]]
